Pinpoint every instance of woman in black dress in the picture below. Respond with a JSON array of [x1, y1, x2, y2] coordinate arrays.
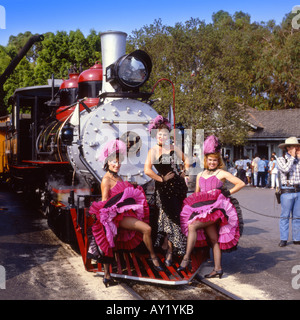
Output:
[[144, 115, 190, 265]]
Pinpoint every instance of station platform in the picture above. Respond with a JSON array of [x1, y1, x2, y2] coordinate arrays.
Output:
[[197, 186, 300, 300]]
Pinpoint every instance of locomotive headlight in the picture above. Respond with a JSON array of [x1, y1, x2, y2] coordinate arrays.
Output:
[[106, 50, 152, 91]]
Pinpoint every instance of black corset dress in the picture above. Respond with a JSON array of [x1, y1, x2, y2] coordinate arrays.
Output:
[[153, 151, 188, 256]]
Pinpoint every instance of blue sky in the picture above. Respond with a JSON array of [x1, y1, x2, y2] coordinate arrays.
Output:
[[0, 0, 298, 46]]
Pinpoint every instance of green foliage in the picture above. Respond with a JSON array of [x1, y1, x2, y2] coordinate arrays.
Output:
[[128, 10, 299, 145], [0, 29, 102, 114], [33, 29, 101, 84], [0, 10, 299, 144]]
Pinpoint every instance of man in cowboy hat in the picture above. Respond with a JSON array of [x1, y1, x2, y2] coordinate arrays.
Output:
[[277, 137, 300, 247]]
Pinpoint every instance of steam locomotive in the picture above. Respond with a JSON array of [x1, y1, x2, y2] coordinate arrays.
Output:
[[1, 31, 208, 285]]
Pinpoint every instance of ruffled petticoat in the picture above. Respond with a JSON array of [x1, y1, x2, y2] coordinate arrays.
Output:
[[180, 189, 243, 252], [88, 181, 149, 259]]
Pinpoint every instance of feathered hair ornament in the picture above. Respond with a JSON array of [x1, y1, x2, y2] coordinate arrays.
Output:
[[98, 139, 127, 162], [203, 135, 221, 155], [148, 115, 171, 133]]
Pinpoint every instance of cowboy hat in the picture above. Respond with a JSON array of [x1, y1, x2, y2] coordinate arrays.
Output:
[[278, 137, 300, 149]]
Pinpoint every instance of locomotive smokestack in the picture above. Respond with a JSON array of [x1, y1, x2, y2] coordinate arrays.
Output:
[[100, 31, 127, 94]]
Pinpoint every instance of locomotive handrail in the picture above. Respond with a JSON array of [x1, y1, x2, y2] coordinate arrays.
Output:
[[151, 78, 176, 132], [98, 92, 153, 102], [78, 145, 102, 184], [35, 129, 55, 155], [80, 100, 91, 113], [56, 97, 89, 115], [102, 120, 149, 124]]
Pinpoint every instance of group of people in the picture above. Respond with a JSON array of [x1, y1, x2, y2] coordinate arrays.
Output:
[[250, 153, 279, 189], [87, 115, 245, 287], [87, 114, 300, 286], [231, 153, 279, 189]]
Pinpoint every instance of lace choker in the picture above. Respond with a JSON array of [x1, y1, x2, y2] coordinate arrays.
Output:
[[108, 169, 119, 178], [207, 168, 218, 175]]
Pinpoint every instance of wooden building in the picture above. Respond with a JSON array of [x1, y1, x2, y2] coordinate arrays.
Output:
[[224, 107, 300, 161]]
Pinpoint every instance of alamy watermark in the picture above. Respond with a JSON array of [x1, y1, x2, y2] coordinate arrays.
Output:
[[292, 5, 300, 29], [292, 265, 300, 290], [0, 5, 5, 29], [0, 265, 5, 289]]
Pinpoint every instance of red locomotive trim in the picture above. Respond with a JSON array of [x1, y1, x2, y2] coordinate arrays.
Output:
[[78, 61, 103, 82], [50, 201, 66, 208], [69, 206, 210, 285], [10, 165, 38, 169], [60, 73, 79, 89], [22, 160, 70, 165], [51, 187, 90, 194]]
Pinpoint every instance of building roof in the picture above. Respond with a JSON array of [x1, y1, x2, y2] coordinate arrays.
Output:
[[245, 107, 300, 140]]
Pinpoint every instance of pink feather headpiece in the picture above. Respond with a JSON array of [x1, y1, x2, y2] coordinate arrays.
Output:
[[148, 115, 171, 133], [203, 135, 221, 155], [98, 139, 127, 162]]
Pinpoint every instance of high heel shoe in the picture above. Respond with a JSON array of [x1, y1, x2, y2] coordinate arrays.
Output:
[[204, 269, 223, 279], [176, 258, 191, 273], [149, 257, 164, 272], [103, 277, 118, 288], [165, 250, 173, 267]]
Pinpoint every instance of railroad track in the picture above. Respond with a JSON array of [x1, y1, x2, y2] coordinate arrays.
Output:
[[121, 277, 234, 300]]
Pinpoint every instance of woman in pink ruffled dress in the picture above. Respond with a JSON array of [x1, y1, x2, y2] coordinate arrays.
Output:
[[178, 136, 245, 278], [88, 139, 162, 287]]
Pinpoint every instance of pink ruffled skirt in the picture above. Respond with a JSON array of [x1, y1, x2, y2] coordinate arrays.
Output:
[[180, 189, 241, 251], [89, 182, 149, 257]]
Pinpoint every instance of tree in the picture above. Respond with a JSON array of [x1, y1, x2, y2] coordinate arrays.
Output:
[[0, 10, 299, 133], [128, 13, 257, 145], [0, 30, 104, 114], [34, 30, 102, 85], [0, 32, 41, 115], [7, 31, 43, 63], [252, 12, 300, 109]]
